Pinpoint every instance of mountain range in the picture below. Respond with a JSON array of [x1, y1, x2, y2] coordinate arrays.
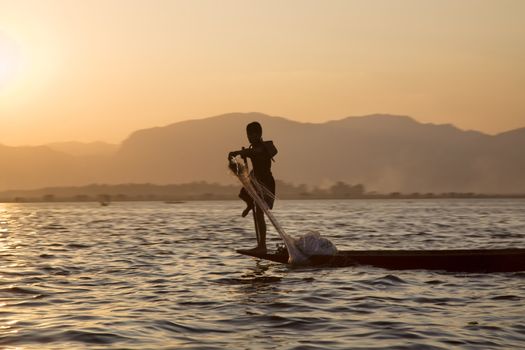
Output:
[[1, 113, 524, 194]]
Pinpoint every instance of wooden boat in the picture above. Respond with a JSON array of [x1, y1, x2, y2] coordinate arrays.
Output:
[[237, 248, 525, 272]]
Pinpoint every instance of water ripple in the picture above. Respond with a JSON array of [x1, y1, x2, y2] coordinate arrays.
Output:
[[0, 200, 524, 349]]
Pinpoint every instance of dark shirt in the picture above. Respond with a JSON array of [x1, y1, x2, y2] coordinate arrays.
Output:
[[236, 140, 278, 209], [244, 141, 278, 181], [247, 141, 277, 181]]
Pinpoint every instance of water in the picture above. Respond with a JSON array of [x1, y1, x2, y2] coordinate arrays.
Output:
[[1, 199, 524, 349]]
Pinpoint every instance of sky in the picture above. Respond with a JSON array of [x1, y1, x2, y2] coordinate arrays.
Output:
[[0, 0, 524, 145]]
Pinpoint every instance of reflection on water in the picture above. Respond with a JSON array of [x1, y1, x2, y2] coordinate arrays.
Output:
[[0, 200, 524, 349]]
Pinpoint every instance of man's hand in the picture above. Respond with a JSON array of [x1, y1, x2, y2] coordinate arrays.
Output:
[[228, 151, 238, 160]]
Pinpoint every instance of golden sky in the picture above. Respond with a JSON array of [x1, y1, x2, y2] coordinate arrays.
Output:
[[0, 0, 524, 145]]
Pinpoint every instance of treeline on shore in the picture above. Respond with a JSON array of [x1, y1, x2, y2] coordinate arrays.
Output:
[[0, 181, 523, 203]]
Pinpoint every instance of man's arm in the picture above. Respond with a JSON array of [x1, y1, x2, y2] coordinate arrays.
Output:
[[228, 147, 256, 160]]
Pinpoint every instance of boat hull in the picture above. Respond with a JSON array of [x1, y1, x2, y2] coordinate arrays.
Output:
[[236, 248, 525, 272]]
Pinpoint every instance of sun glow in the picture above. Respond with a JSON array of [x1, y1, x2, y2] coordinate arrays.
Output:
[[0, 25, 64, 115], [0, 32, 21, 90]]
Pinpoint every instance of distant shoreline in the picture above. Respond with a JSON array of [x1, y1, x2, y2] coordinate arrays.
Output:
[[1, 182, 524, 204], [2, 194, 524, 204]]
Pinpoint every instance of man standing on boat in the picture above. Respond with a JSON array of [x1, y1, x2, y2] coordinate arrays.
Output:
[[228, 122, 278, 254]]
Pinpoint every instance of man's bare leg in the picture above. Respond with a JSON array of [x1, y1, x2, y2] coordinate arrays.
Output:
[[247, 205, 267, 254]]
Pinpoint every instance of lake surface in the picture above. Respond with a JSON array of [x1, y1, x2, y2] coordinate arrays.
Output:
[[1, 199, 524, 349]]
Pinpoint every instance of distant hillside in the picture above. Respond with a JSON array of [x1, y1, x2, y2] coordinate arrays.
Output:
[[1, 113, 524, 194], [112, 112, 525, 193], [46, 141, 118, 156], [0, 144, 95, 190]]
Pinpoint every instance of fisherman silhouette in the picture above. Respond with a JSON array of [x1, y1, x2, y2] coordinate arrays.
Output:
[[228, 122, 277, 254]]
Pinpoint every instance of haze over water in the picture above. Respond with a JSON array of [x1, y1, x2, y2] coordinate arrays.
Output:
[[1, 199, 524, 349]]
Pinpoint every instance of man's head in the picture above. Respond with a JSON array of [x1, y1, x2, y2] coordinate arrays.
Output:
[[246, 122, 262, 144]]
